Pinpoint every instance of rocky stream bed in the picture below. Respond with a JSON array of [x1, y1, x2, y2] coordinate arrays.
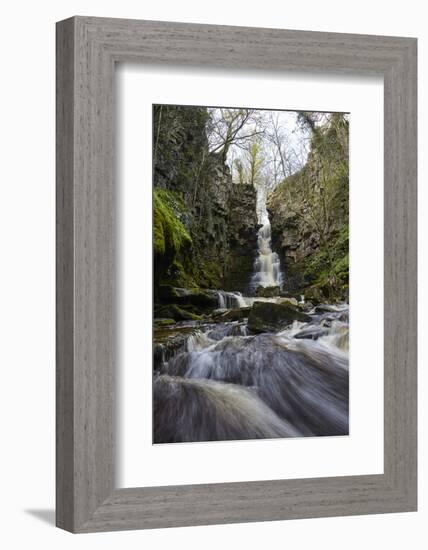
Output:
[[153, 290, 349, 444]]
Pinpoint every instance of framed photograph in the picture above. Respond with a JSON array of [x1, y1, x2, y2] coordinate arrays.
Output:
[[56, 16, 417, 532]]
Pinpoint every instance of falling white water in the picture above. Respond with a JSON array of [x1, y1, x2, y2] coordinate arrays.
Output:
[[251, 186, 283, 289], [217, 290, 247, 309]]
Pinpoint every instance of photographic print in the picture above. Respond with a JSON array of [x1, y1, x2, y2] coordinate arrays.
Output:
[[153, 105, 349, 444]]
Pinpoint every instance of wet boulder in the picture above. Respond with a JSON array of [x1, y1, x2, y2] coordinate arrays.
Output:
[[277, 297, 299, 307], [338, 310, 349, 323], [302, 286, 325, 305], [248, 301, 311, 333], [255, 285, 281, 297], [154, 318, 176, 327], [293, 325, 329, 340], [211, 307, 251, 322], [153, 325, 199, 370], [299, 300, 314, 312], [154, 304, 202, 322], [211, 308, 228, 319], [314, 304, 340, 314], [157, 285, 219, 309]]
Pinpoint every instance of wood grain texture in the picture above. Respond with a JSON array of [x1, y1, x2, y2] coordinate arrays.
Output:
[[56, 16, 417, 533], [56, 18, 75, 532]]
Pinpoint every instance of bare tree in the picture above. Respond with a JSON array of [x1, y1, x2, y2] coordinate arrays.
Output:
[[233, 158, 246, 185], [207, 108, 265, 163], [265, 112, 307, 181]]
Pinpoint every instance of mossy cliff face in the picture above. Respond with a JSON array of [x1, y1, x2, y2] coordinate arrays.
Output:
[[153, 105, 258, 295], [268, 114, 349, 302]]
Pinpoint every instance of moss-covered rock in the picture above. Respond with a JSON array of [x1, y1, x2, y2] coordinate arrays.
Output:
[[247, 301, 311, 333], [153, 325, 199, 370], [157, 285, 219, 309], [303, 285, 325, 305], [154, 304, 202, 322], [154, 318, 176, 326], [277, 297, 299, 307], [255, 285, 280, 297], [211, 307, 251, 322]]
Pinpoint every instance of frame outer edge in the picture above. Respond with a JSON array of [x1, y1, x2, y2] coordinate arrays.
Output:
[[72, 15, 116, 532], [383, 39, 417, 511], [56, 16, 418, 532], [56, 16, 76, 532]]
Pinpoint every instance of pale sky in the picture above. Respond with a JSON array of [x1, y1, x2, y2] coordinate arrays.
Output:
[[207, 107, 312, 189]]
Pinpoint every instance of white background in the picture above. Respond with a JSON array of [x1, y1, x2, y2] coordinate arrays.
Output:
[[118, 67, 384, 487], [0, 1, 425, 548]]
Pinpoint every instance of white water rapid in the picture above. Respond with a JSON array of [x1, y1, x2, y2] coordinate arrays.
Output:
[[251, 186, 283, 290], [153, 303, 349, 443]]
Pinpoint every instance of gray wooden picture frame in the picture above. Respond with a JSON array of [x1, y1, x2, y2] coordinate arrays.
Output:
[[56, 16, 417, 533]]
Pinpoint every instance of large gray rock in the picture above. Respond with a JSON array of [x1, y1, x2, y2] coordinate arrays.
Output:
[[211, 307, 251, 322], [278, 297, 299, 307], [154, 304, 202, 322], [158, 285, 219, 309], [255, 285, 280, 297], [294, 326, 329, 340], [248, 301, 311, 333]]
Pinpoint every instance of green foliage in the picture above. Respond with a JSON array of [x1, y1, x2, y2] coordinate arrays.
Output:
[[275, 113, 349, 242], [197, 260, 223, 289], [153, 189, 192, 256], [152, 184, 226, 290], [246, 139, 264, 187], [303, 226, 349, 299], [165, 260, 198, 289]]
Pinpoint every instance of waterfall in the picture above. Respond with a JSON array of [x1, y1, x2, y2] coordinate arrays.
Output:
[[251, 185, 283, 290], [217, 290, 247, 309]]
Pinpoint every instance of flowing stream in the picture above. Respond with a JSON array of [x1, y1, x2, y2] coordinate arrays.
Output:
[[154, 303, 349, 443]]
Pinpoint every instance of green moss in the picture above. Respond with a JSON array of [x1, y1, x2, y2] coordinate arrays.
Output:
[[332, 252, 349, 281], [197, 260, 223, 289], [154, 304, 202, 322], [162, 260, 199, 289], [153, 189, 192, 256], [154, 318, 176, 326], [301, 225, 348, 301]]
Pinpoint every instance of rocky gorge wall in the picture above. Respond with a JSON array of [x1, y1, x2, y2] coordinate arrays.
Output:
[[223, 184, 259, 292], [267, 113, 349, 302], [153, 105, 259, 297]]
